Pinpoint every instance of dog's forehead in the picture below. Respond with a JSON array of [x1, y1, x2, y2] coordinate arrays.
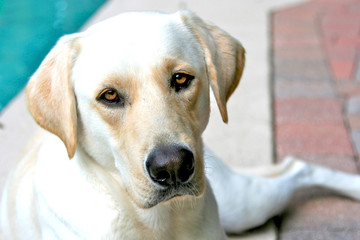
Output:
[[73, 12, 204, 90]]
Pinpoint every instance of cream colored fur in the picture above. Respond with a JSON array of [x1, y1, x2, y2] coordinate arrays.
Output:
[[2, 11, 360, 240]]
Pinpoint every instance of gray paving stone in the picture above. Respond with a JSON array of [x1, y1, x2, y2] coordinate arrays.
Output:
[[355, 51, 360, 82], [351, 130, 360, 154], [275, 81, 335, 98], [274, 59, 332, 82], [347, 97, 360, 115]]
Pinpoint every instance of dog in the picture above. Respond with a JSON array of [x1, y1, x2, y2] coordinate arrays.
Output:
[[2, 10, 360, 239]]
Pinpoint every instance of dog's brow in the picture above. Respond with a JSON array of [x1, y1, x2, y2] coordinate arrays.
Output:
[[162, 58, 196, 75], [94, 74, 137, 97]]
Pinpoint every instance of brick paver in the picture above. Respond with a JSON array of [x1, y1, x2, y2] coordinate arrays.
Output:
[[273, 0, 360, 239]]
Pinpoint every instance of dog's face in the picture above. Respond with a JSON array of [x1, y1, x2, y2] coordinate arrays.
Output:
[[26, 11, 245, 208], [73, 12, 211, 208]]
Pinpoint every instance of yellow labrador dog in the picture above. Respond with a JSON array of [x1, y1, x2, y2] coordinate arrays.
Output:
[[2, 10, 360, 239]]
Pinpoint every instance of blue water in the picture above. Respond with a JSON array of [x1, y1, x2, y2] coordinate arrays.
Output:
[[0, 0, 107, 112]]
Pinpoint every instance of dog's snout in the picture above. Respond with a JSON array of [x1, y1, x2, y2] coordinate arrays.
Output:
[[146, 146, 195, 186]]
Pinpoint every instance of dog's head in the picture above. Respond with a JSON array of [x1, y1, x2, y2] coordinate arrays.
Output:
[[26, 11, 245, 208]]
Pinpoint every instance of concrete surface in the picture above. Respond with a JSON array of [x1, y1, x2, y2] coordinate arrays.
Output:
[[0, 0, 309, 239]]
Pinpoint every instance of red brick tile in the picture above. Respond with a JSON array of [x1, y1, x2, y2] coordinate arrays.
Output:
[[313, 0, 347, 4], [274, 47, 325, 60], [274, 36, 321, 48], [348, 3, 360, 13], [321, 21, 360, 39], [276, 123, 353, 156], [324, 45, 357, 61], [322, 15, 360, 27], [273, 5, 318, 22], [309, 0, 348, 8], [337, 37, 360, 47], [329, 59, 354, 80], [348, 115, 360, 129], [279, 190, 360, 240], [273, 22, 318, 38], [275, 81, 335, 98], [281, 230, 360, 240], [336, 82, 360, 98], [275, 98, 344, 124], [274, 59, 330, 80], [285, 190, 360, 225], [276, 154, 358, 174], [356, 60, 360, 82]]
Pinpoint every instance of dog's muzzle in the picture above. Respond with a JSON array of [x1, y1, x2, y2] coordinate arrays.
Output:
[[146, 145, 195, 187], [142, 145, 203, 208]]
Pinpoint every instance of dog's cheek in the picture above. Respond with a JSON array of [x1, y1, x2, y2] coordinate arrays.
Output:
[[111, 132, 153, 198], [113, 154, 154, 208], [129, 178, 157, 208], [187, 77, 210, 134], [76, 102, 117, 168], [193, 140, 207, 196], [197, 87, 211, 134]]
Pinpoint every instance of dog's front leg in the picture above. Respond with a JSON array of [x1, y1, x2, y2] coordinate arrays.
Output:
[[204, 148, 360, 234]]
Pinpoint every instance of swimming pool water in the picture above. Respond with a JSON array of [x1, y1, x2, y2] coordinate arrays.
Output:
[[0, 0, 107, 112]]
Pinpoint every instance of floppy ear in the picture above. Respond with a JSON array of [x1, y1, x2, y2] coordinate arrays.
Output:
[[179, 10, 246, 123], [26, 34, 81, 159]]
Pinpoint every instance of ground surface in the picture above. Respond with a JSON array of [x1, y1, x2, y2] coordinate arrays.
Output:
[[273, 0, 360, 239]]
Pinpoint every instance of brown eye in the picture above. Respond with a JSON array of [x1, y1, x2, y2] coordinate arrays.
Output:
[[103, 90, 118, 101], [98, 89, 123, 106], [171, 73, 194, 92], [175, 74, 187, 85]]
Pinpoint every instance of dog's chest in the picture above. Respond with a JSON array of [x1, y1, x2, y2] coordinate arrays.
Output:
[[106, 206, 209, 240], [56, 202, 208, 240]]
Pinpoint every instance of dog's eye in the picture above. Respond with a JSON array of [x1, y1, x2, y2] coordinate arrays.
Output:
[[171, 73, 194, 92], [98, 89, 123, 106]]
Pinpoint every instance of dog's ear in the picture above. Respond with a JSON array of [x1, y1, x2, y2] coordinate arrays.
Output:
[[179, 10, 245, 123], [26, 34, 81, 159]]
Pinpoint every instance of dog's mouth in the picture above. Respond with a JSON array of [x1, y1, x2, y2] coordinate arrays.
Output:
[[143, 182, 202, 208]]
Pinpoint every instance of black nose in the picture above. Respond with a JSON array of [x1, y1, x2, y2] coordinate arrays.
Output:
[[146, 146, 195, 186]]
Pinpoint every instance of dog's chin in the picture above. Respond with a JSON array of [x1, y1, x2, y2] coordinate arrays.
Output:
[[140, 183, 204, 209]]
